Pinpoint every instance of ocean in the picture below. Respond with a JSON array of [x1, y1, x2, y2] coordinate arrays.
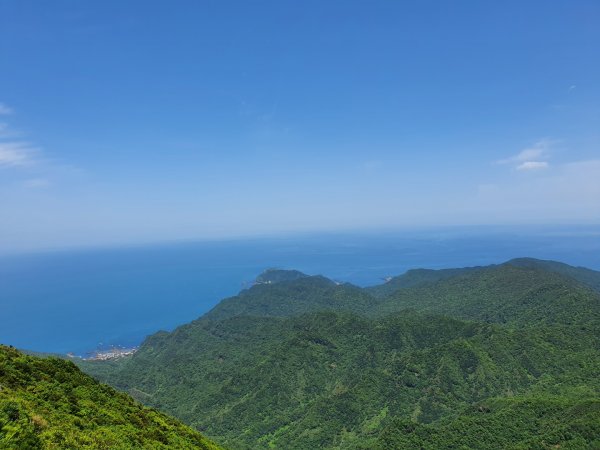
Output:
[[1, 226, 599, 355]]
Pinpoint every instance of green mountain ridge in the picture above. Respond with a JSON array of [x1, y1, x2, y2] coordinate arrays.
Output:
[[255, 268, 310, 284], [366, 266, 481, 297], [203, 260, 600, 328], [377, 263, 600, 327], [507, 257, 600, 292], [79, 258, 600, 449], [202, 274, 375, 322]]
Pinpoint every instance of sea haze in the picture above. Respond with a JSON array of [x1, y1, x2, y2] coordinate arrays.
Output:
[[1, 226, 599, 355]]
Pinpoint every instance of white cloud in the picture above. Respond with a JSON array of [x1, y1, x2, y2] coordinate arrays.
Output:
[[497, 139, 554, 171], [513, 147, 545, 162], [498, 140, 552, 164], [0, 103, 35, 167], [0, 142, 37, 167], [0, 104, 46, 170], [516, 161, 548, 171], [0, 103, 13, 115]]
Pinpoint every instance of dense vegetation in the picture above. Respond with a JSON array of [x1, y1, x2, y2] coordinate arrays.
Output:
[[375, 395, 600, 449], [202, 274, 375, 321], [79, 258, 600, 448], [0, 345, 221, 449]]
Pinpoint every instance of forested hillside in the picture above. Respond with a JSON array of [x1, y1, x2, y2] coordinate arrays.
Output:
[[0, 346, 221, 449], [375, 396, 600, 449], [80, 259, 600, 449], [202, 274, 375, 321], [376, 263, 600, 326]]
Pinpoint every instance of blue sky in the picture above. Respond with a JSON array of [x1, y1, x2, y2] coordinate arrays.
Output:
[[1, 1, 599, 253]]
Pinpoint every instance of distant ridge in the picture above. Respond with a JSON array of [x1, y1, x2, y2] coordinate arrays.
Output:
[[507, 257, 600, 292], [201, 272, 374, 322], [200, 258, 600, 328], [367, 266, 482, 297], [377, 262, 600, 327]]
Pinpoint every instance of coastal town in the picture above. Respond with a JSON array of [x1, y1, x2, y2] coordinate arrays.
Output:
[[79, 346, 138, 361]]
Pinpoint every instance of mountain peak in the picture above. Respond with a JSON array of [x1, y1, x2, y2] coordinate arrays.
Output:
[[255, 268, 309, 285]]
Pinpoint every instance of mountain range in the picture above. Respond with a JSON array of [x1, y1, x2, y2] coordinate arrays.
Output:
[[76, 258, 600, 449]]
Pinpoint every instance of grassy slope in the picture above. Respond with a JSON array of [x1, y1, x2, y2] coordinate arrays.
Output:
[[0, 345, 221, 450]]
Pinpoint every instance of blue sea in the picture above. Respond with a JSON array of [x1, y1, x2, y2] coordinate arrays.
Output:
[[1, 226, 599, 355]]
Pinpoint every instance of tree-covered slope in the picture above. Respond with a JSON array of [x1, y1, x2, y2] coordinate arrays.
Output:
[[79, 258, 600, 449], [376, 263, 600, 327], [367, 257, 600, 299], [375, 395, 600, 449], [508, 257, 600, 293], [202, 272, 375, 321], [366, 266, 480, 298], [255, 268, 309, 284], [83, 311, 600, 449], [0, 345, 221, 450], [202, 262, 600, 329]]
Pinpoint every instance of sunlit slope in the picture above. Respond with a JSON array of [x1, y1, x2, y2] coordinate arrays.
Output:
[[79, 259, 600, 449], [366, 266, 480, 297], [83, 314, 599, 448], [0, 345, 221, 450], [376, 263, 600, 327], [202, 272, 375, 321], [203, 261, 600, 328]]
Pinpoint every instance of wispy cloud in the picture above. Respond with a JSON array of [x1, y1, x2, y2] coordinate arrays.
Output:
[[0, 102, 42, 169], [516, 161, 548, 171], [497, 139, 552, 171], [0, 102, 82, 191], [0, 142, 38, 167]]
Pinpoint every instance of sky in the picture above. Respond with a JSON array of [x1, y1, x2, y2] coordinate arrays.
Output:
[[1, 0, 599, 253]]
